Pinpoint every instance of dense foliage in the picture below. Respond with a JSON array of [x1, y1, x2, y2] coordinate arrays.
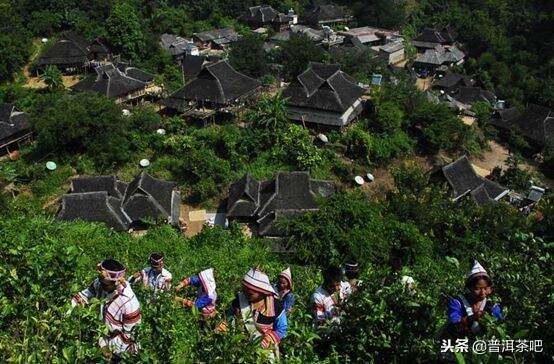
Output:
[[0, 0, 552, 362], [0, 164, 551, 362], [29, 93, 133, 170]]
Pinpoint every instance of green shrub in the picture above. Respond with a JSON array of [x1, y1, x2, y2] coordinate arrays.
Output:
[[29, 93, 132, 171]]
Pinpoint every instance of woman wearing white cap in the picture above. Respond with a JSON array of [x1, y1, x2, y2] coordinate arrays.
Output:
[[218, 268, 287, 360], [174, 268, 217, 319], [71, 259, 141, 358], [446, 260, 503, 338], [275, 267, 295, 314]]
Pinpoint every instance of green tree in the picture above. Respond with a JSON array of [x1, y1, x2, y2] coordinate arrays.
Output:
[[375, 101, 404, 132], [229, 33, 267, 78], [40, 65, 63, 91], [105, 2, 146, 62], [278, 33, 327, 80], [0, 1, 31, 83], [351, 0, 407, 30], [247, 92, 288, 131], [30, 93, 131, 170], [277, 124, 323, 171]]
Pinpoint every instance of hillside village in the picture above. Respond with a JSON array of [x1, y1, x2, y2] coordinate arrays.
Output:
[[0, 1, 552, 362]]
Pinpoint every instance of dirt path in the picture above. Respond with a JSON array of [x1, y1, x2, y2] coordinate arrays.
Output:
[[470, 140, 510, 173]]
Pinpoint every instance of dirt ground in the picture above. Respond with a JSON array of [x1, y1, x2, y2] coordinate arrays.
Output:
[[23, 72, 81, 90], [470, 140, 510, 173], [415, 77, 433, 91], [179, 204, 207, 237], [361, 155, 435, 198]]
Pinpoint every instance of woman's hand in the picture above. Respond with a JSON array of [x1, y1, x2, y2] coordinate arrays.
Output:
[[260, 333, 276, 349], [215, 321, 228, 333]]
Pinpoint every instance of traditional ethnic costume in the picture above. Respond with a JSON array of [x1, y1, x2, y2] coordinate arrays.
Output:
[[275, 267, 295, 314], [178, 268, 217, 318], [311, 285, 346, 325], [129, 253, 172, 292], [344, 262, 363, 294], [446, 260, 503, 338], [226, 268, 287, 361], [71, 259, 141, 356]]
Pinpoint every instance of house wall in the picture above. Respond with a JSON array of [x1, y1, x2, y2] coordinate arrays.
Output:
[[287, 98, 363, 127], [380, 48, 405, 65]]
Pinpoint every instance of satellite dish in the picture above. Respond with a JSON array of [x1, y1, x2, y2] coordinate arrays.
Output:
[[344, 26, 350, 31], [41, 38, 48, 43], [366, 173, 375, 182], [317, 133, 328, 143], [122, 109, 131, 116], [354, 176, 365, 186], [46, 161, 57, 171], [156, 128, 166, 135], [139, 159, 150, 167]]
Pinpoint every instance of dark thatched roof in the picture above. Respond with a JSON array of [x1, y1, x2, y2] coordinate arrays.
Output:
[[194, 28, 238, 44], [0, 104, 31, 143], [58, 191, 132, 231], [227, 171, 335, 237], [302, 4, 351, 25], [71, 63, 151, 98], [58, 172, 180, 231], [122, 172, 179, 223], [282, 62, 363, 113], [442, 156, 508, 201], [433, 73, 475, 91], [413, 27, 454, 47], [452, 87, 496, 105], [36, 31, 90, 67], [505, 104, 554, 146], [470, 184, 494, 207], [415, 45, 465, 66], [164, 60, 260, 109], [241, 5, 288, 24], [70, 175, 123, 198], [182, 55, 207, 80], [160, 34, 196, 57]]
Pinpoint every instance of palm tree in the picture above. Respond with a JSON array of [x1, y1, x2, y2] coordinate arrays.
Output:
[[247, 92, 288, 131], [40, 65, 63, 91]]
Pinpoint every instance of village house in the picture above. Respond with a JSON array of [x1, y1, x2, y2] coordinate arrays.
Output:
[[338, 26, 400, 47], [58, 172, 180, 231], [160, 33, 199, 63], [181, 54, 216, 81], [491, 104, 553, 149], [282, 62, 365, 128], [437, 155, 509, 206], [163, 59, 260, 114], [0, 104, 32, 157], [302, 3, 352, 27], [413, 45, 465, 76], [193, 28, 239, 50], [71, 62, 160, 104], [269, 24, 344, 49], [412, 27, 455, 53], [336, 26, 405, 65], [240, 5, 298, 31], [449, 86, 495, 107], [433, 73, 475, 95], [378, 41, 405, 65], [226, 171, 335, 237], [35, 31, 110, 73]]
